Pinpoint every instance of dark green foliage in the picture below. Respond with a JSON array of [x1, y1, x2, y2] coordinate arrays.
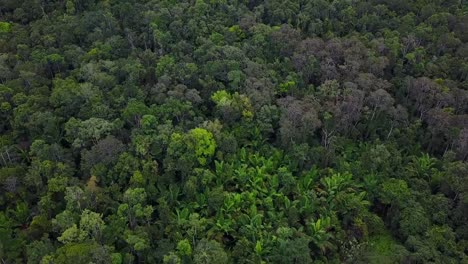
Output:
[[0, 0, 467, 263]]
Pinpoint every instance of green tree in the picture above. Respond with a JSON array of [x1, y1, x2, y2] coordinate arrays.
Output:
[[193, 239, 229, 264], [117, 188, 153, 229], [165, 128, 216, 177]]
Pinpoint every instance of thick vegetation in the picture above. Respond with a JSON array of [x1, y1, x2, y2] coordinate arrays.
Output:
[[0, 0, 467, 263]]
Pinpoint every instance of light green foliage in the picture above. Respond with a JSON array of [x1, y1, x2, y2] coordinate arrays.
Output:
[[79, 210, 105, 240], [187, 128, 216, 165], [279, 80, 296, 93], [176, 239, 192, 256], [58, 224, 86, 244], [308, 217, 333, 253], [129, 170, 145, 186], [47, 176, 69, 193], [278, 74, 300, 94], [228, 25, 245, 39], [141, 114, 157, 130], [211, 90, 253, 119], [211, 90, 232, 106], [0, 22, 12, 33], [167, 128, 216, 170]]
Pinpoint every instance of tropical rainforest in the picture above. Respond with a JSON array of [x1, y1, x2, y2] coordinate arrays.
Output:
[[0, 0, 467, 263]]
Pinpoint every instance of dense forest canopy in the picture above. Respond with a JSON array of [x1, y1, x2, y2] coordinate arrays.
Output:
[[0, 0, 467, 263]]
